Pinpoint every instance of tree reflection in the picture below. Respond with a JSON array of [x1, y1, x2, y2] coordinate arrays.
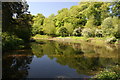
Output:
[[2, 49, 33, 79], [31, 40, 120, 75], [3, 40, 119, 79]]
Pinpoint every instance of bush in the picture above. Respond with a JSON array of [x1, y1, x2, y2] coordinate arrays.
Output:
[[115, 39, 120, 45], [110, 65, 120, 78], [95, 29, 103, 37], [81, 28, 95, 37], [93, 71, 119, 80], [14, 25, 32, 42], [73, 27, 82, 36], [2, 32, 24, 51], [105, 37, 117, 44]]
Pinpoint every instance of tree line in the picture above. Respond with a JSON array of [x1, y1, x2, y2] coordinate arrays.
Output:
[[32, 1, 120, 40], [2, 1, 120, 51]]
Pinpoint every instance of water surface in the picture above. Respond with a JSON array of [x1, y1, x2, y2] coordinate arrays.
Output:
[[2, 40, 120, 79]]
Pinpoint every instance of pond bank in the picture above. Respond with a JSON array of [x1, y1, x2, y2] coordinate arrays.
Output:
[[32, 35, 120, 48]]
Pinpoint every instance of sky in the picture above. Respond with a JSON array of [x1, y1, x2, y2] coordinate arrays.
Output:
[[27, 2, 79, 17]]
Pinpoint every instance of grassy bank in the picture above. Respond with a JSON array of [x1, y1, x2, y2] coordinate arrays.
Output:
[[33, 34, 120, 47]]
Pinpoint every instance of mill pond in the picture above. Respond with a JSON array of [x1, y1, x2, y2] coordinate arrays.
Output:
[[2, 39, 120, 79]]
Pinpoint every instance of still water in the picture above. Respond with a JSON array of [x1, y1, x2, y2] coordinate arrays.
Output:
[[2, 40, 120, 79]]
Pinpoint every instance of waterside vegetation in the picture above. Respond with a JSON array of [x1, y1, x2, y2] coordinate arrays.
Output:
[[32, 1, 120, 45], [2, 0, 120, 79]]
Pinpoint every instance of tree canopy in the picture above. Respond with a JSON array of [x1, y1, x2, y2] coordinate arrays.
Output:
[[32, 1, 120, 39], [3, 1, 120, 51], [2, 1, 33, 51]]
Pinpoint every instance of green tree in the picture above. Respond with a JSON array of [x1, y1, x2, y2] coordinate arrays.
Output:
[[69, 5, 87, 28], [85, 16, 96, 28], [101, 16, 120, 38], [32, 13, 45, 35], [84, 2, 110, 27], [2, 1, 29, 32], [43, 18, 56, 35], [14, 14, 33, 42], [2, 1, 33, 51], [111, 0, 120, 16], [56, 27, 68, 37], [48, 13, 55, 19], [64, 23, 74, 36], [55, 8, 69, 27], [100, 2, 111, 20]]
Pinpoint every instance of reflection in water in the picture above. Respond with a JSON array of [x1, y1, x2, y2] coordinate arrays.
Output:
[[2, 49, 33, 79], [2, 40, 120, 79]]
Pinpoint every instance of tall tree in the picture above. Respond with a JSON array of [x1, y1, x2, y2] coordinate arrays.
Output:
[[64, 23, 74, 36], [43, 18, 56, 35], [2, 1, 29, 32], [14, 14, 33, 42], [32, 13, 45, 35], [55, 8, 69, 27]]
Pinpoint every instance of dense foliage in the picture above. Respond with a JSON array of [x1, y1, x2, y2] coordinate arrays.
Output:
[[92, 65, 120, 80], [2, 1, 33, 51], [32, 14, 45, 35], [93, 71, 119, 80], [32, 1, 120, 44], [2, 1, 120, 51], [2, 32, 24, 51]]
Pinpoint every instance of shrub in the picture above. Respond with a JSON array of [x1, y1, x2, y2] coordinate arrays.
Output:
[[95, 29, 103, 37], [2, 32, 24, 51], [93, 71, 119, 80], [110, 65, 120, 78], [105, 37, 117, 44], [14, 25, 32, 42], [81, 28, 95, 37], [115, 39, 120, 45], [73, 27, 82, 36]]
